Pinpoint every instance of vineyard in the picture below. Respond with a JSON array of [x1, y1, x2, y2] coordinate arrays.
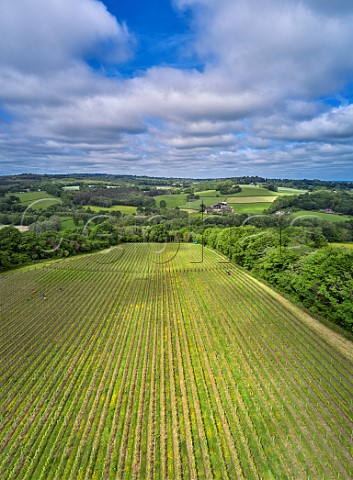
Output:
[[0, 243, 352, 479]]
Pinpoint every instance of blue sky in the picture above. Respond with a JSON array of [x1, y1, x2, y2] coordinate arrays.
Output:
[[0, 0, 353, 180], [90, 1, 199, 74]]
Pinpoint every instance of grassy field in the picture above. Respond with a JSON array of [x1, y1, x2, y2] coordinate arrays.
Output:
[[196, 190, 222, 198], [11, 191, 56, 203], [60, 217, 78, 230], [290, 210, 352, 223], [227, 186, 278, 197], [276, 187, 308, 196], [86, 205, 137, 215], [0, 244, 352, 479], [226, 196, 277, 204], [228, 203, 272, 215], [155, 193, 188, 208], [10, 191, 60, 210], [330, 242, 353, 249]]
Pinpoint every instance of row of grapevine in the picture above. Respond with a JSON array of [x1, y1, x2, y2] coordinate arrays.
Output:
[[0, 243, 352, 479]]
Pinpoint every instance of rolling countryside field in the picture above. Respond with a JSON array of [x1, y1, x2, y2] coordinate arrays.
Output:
[[87, 206, 138, 215], [9, 192, 60, 211], [0, 244, 353, 479]]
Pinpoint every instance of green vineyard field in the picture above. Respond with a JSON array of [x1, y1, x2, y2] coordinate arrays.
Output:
[[0, 244, 352, 479]]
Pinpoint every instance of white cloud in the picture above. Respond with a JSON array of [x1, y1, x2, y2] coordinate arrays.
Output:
[[176, 0, 353, 96], [0, 0, 134, 72], [278, 105, 353, 141], [168, 133, 235, 149], [1, 0, 353, 179]]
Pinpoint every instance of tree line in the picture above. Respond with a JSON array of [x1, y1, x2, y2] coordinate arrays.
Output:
[[267, 190, 353, 215]]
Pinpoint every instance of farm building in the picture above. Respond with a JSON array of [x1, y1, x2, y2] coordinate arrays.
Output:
[[205, 202, 233, 214]]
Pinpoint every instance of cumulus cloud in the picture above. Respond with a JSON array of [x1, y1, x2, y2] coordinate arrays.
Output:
[[176, 0, 353, 96], [0, 0, 134, 73], [0, 0, 353, 179], [168, 133, 235, 149], [276, 105, 353, 141]]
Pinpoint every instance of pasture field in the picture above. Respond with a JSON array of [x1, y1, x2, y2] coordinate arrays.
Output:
[[290, 210, 352, 223], [228, 203, 272, 214], [175, 191, 226, 211], [276, 187, 308, 196], [154, 193, 188, 208], [227, 186, 278, 197], [226, 196, 277, 204], [10, 191, 56, 203], [196, 190, 224, 199], [86, 205, 138, 215], [0, 244, 352, 479], [330, 242, 353, 249], [10, 192, 60, 211]]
